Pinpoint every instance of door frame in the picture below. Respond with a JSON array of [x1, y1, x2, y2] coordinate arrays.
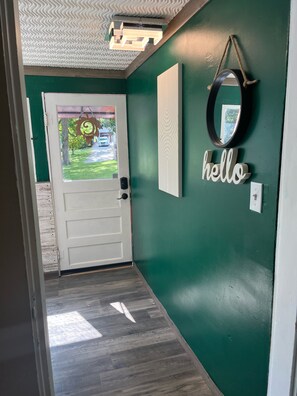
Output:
[[0, 1, 54, 395], [267, 0, 297, 394]]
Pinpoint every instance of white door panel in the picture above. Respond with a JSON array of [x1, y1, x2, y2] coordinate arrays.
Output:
[[44, 93, 132, 271], [66, 217, 122, 239]]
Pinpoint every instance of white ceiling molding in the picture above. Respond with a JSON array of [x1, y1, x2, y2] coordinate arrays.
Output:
[[18, 0, 191, 70], [23, 66, 126, 79]]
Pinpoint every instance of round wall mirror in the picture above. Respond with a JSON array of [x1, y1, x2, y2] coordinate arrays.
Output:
[[206, 69, 251, 148]]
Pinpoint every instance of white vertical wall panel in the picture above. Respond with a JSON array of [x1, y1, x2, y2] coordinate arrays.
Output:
[[157, 63, 182, 197]]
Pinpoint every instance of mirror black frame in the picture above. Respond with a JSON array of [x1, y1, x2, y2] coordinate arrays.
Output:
[[206, 68, 251, 148]]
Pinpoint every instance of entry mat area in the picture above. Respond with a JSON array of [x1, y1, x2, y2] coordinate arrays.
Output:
[[45, 267, 213, 395]]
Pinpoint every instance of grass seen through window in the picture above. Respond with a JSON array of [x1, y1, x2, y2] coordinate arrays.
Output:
[[62, 148, 118, 180]]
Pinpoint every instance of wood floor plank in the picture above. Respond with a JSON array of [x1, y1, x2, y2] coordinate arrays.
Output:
[[110, 340, 185, 369], [45, 267, 214, 395], [101, 371, 212, 396], [99, 354, 196, 392]]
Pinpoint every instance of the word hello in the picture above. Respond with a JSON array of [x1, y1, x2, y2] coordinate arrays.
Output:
[[202, 148, 251, 184]]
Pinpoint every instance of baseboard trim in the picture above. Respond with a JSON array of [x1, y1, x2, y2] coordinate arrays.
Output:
[[133, 262, 223, 396]]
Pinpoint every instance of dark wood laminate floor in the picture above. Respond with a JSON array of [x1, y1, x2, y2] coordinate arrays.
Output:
[[45, 266, 213, 396]]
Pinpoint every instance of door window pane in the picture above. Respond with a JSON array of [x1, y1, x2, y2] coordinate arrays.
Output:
[[57, 105, 118, 181]]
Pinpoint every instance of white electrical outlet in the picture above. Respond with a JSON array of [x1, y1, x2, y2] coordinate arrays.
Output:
[[250, 182, 263, 213]]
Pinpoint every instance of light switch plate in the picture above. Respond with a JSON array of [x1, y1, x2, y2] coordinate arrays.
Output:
[[250, 182, 263, 213]]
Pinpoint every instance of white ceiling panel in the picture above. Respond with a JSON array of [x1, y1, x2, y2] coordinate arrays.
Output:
[[18, 0, 191, 70]]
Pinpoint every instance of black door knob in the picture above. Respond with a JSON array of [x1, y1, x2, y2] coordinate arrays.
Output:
[[117, 193, 128, 200]]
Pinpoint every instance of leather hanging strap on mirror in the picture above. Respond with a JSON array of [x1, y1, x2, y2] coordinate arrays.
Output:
[[208, 35, 258, 90]]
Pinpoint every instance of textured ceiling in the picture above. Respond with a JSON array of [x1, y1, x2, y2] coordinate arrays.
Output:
[[18, 0, 190, 70]]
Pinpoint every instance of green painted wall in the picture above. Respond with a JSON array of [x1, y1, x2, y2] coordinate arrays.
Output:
[[127, 0, 289, 395], [25, 76, 126, 181]]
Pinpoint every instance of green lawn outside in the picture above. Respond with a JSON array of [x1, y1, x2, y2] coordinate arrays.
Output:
[[62, 148, 118, 180]]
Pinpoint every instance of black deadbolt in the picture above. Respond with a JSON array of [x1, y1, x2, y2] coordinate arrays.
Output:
[[120, 177, 129, 190]]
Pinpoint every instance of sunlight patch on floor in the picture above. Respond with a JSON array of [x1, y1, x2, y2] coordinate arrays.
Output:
[[110, 302, 136, 323], [47, 311, 102, 347]]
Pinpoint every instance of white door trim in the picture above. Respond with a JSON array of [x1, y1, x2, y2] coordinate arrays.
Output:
[[0, 0, 54, 395], [267, 0, 297, 394]]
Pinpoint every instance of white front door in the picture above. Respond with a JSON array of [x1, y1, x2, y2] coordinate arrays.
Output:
[[44, 93, 132, 271]]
